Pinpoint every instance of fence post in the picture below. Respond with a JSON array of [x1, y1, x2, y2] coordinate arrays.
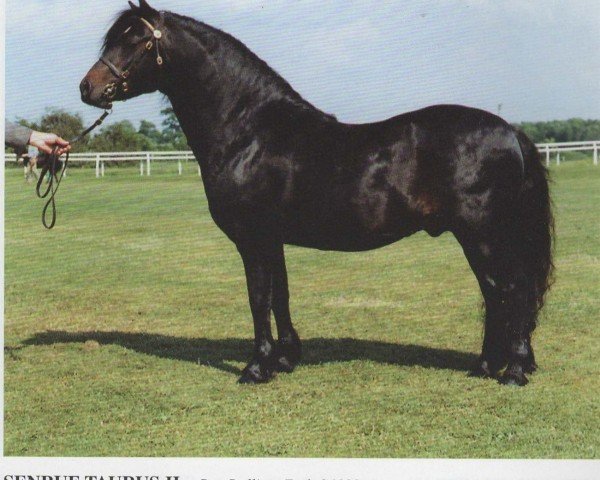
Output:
[[101, 160, 105, 177], [594, 143, 598, 166], [178, 159, 182, 175], [545, 146, 550, 167], [198, 165, 201, 177], [146, 152, 151, 176], [140, 158, 144, 176], [95, 154, 100, 178], [556, 152, 560, 166]]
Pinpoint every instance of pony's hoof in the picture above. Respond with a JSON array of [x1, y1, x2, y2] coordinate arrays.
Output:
[[275, 341, 301, 373], [523, 361, 538, 374], [499, 371, 529, 386], [469, 366, 493, 379], [469, 359, 500, 379], [238, 361, 275, 384], [275, 355, 296, 373]]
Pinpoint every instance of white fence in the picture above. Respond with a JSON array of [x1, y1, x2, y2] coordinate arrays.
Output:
[[5, 141, 599, 174], [69, 150, 199, 177], [536, 140, 599, 167], [5, 150, 199, 177]]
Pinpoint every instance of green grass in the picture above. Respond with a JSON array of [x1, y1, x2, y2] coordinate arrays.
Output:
[[4, 160, 599, 458]]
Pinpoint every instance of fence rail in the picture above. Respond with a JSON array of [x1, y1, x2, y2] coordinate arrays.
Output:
[[536, 140, 599, 166], [5, 140, 599, 174], [5, 150, 199, 177]]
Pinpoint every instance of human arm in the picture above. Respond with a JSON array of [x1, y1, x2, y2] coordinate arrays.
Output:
[[28, 131, 71, 155], [5, 121, 71, 155], [5, 121, 32, 150]]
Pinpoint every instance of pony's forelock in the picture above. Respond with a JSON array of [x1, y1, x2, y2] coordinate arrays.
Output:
[[101, 9, 137, 53]]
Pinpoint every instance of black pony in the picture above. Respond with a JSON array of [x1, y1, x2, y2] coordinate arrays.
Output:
[[81, 0, 553, 386]]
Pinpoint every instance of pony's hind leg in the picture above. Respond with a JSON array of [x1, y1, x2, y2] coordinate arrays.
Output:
[[457, 232, 536, 386], [458, 235, 509, 377]]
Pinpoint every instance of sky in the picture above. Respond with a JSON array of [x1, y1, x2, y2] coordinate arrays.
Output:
[[4, 0, 600, 130]]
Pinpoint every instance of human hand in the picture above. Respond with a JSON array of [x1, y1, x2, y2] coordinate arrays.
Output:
[[28, 130, 71, 155]]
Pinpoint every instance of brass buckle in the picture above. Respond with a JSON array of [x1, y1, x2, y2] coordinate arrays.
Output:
[[103, 82, 117, 99]]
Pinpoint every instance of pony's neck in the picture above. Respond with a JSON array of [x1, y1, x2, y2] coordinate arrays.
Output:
[[159, 12, 310, 157]]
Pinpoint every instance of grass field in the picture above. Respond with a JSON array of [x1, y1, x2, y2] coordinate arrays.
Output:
[[3, 159, 599, 458]]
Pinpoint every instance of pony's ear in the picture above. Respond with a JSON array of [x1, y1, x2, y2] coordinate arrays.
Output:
[[138, 0, 157, 14], [128, 0, 157, 16]]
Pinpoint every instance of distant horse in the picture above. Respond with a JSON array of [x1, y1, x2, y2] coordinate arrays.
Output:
[[81, 0, 553, 386], [20, 154, 39, 183], [21, 153, 60, 183]]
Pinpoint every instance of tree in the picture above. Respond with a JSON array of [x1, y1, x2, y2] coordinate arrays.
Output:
[[38, 108, 88, 151], [138, 120, 163, 150], [160, 107, 189, 150], [514, 119, 600, 143], [88, 120, 144, 152], [139, 120, 162, 142], [16, 117, 40, 131]]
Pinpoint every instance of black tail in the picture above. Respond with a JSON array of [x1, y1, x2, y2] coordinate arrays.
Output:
[[514, 129, 554, 315]]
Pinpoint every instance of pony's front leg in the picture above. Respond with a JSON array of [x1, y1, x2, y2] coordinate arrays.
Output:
[[237, 245, 278, 384], [270, 244, 302, 373]]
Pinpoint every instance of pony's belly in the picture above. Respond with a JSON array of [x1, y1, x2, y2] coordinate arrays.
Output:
[[281, 213, 419, 252], [280, 188, 421, 251], [284, 234, 407, 252]]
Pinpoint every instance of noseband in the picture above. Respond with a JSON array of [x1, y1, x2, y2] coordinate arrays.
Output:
[[100, 16, 163, 101]]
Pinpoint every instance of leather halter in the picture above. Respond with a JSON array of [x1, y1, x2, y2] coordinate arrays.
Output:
[[100, 16, 163, 101]]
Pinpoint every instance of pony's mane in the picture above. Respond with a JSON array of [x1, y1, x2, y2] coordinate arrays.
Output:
[[102, 8, 299, 95], [102, 8, 336, 119], [165, 11, 307, 104]]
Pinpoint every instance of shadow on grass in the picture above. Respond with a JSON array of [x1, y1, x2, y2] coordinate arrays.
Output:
[[21, 330, 477, 376]]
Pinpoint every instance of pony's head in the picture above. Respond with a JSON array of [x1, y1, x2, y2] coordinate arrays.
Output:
[[80, 0, 165, 109]]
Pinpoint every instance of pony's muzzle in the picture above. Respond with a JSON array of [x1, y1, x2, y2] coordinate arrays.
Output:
[[79, 79, 92, 102]]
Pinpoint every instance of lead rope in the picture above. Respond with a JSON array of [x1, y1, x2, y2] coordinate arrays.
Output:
[[36, 108, 112, 229]]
